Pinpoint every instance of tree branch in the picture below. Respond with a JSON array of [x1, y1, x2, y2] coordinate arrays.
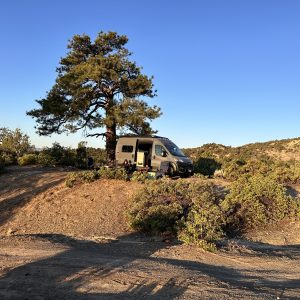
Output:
[[86, 132, 106, 138]]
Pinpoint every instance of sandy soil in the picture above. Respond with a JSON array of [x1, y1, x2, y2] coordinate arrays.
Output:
[[1, 166, 300, 299], [0, 166, 139, 238]]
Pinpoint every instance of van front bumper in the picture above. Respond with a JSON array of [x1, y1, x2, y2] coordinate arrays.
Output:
[[176, 162, 194, 175]]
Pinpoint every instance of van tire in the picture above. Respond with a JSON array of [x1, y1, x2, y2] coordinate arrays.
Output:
[[168, 164, 176, 177]]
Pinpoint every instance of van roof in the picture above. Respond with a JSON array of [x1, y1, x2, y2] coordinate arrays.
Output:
[[118, 135, 169, 140]]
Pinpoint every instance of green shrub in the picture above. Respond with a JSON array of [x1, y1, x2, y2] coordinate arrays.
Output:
[[38, 152, 56, 166], [193, 157, 221, 177], [221, 157, 274, 181], [37, 143, 77, 167], [65, 170, 99, 187], [65, 168, 127, 187], [17, 153, 38, 166], [76, 142, 87, 168], [80, 170, 99, 182], [191, 173, 207, 179], [86, 147, 107, 166], [114, 168, 128, 180], [0, 151, 17, 165], [128, 180, 225, 239], [272, 161, 300, 184], [178, 189, 225, 252], [59, 149, 76, 166], [128, 180, 185, 234], [128, 174, 300, 251], [222, 174, 300, 232], [65, 172, 79, 187], [130, 171, 153, 183], [98, 167, 127, 180]]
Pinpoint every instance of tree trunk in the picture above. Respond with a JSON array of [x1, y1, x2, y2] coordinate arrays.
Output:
[[106, 123, 117, 162]]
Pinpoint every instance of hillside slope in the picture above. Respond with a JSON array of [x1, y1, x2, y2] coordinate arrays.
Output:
[[184, 137, 300, 161], [183, 137, 300, 179]]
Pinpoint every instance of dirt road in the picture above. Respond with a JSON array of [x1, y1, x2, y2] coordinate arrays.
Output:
[[0, 166, 300, 299]]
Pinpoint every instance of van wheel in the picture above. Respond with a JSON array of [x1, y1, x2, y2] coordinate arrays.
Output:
[[168, 164, 176, 177]]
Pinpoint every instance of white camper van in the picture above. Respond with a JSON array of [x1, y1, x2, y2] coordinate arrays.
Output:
[[116, 136, 194, 176]]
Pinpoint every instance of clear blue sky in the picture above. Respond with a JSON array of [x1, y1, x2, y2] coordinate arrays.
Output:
[[1, 0, 300, 149]]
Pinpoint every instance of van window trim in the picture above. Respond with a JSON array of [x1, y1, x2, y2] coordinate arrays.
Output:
[[121, 145, 134, 153]]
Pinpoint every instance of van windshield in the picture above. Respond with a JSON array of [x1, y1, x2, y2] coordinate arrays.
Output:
[[162, 139, 185, 157]]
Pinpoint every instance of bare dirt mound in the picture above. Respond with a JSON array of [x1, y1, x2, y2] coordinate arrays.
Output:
[[0, 166, 67, 230], [0, 166, 140, 238]]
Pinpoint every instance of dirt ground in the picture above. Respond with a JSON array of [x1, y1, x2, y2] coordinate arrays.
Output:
[[1, 166, 300, 299]]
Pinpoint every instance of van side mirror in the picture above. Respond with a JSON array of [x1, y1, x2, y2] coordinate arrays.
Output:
[[162, 150, 167, 157]]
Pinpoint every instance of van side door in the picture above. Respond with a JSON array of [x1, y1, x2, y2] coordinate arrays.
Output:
[[151, 143, 169, 171]]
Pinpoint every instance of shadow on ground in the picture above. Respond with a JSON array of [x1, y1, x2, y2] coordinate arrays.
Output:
[[0, 233, 300, 299]]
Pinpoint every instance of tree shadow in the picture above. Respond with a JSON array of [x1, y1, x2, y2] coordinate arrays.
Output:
[[0, 166, 66, 227], [193, 157, 221, 177], [1, 233, 300, 299], [221, 238, 300, 259], [0, 233, 189, 299]]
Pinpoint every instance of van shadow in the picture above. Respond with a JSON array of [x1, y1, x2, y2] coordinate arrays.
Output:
[[0, 166, 66, 227], [1, 233, 300, 299]]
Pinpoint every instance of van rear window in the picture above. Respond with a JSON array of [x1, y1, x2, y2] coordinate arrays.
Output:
[[122, 145, 134, 153]]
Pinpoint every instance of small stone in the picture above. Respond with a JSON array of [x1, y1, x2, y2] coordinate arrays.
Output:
[[6, 228, 14, 236]]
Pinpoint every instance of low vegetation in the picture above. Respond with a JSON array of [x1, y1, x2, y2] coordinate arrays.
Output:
[[0, 127, 33, 166], [17, 153, 38, 166], [65, 167, 128, 187], [128, 176, 300, 251], [183, 138, 300, 183], [15, 141, 107, 169], [130, 171, 155, 183], [222, 175, 300, 232], [128, 180, 192, 234], [65, 169, 159, 187]]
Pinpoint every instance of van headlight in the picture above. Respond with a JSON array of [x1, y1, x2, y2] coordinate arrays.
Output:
[[175, 158, 184, 163]]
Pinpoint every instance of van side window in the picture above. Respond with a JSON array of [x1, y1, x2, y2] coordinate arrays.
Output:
[[122, 145, 133, 153], [155, 145, 165, 156]]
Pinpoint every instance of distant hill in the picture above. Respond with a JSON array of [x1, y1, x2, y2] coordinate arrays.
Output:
[[183, 137, 300, 180], [183, 137, 300, 162]]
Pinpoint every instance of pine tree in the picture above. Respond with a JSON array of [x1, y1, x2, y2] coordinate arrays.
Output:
[[27, 31, 161, 160]]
